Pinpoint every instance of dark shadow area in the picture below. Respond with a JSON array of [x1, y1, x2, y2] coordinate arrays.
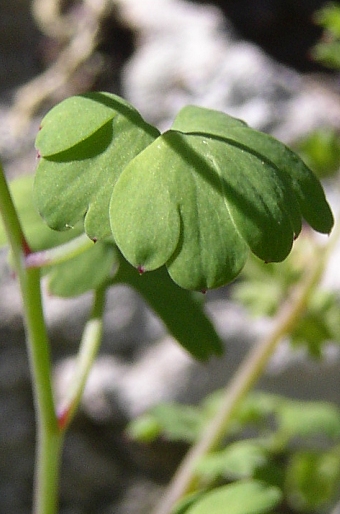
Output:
[[0, 0, 42, 94], [188, 0, 331, 72], [94, 8, 136, 93]]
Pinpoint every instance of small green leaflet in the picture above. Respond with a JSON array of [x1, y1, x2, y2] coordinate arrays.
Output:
[[113, 255, 223, 359], [0, 174, 83, 251], [34, 92, 159, 241], [184, 480, 282, 514], [46, 241, 117, 297]]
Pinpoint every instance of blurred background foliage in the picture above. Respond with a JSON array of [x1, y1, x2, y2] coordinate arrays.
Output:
[[128, 5, 340, 513]]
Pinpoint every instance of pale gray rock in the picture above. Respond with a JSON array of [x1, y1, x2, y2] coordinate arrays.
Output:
[[56, 298, 340, 427], [119, 0, 340, 141]]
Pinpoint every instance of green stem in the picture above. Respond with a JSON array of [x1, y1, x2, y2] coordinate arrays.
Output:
[[152, 237, 334, 514], [25, 233, 94, 269], [0, 163, 62, 514], [25, 268, 63, 514], [57, 286, 106, 431]]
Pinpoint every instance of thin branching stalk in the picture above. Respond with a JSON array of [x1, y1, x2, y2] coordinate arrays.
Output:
[[0, 162, 62, 514], [57, 285, 106, 431], [152, 233, 336, 514], [25, 233, 94, 268]]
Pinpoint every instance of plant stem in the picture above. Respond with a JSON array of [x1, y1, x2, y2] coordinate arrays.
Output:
[[152, 237, 333, 514], [25, 233, 94, 268], [25, 268, 63, 514], [57, 285, 106, 431], [0, 163, 62, 514]]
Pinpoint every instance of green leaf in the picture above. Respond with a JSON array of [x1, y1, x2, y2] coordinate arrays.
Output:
[[185, 480, 282, 514], [172, 105, 248, 135], [171, 491, 206, 514], [126, 402, 206, 444], [285, 450, 340, 511], [235, 392, 282, 425], [36, 94, 116, 156], [296, 128, 340, 178], [313, 40, 340, 69], [110, 131, 249, 290], [314, 3, 340, 38], [113, 255, 223, 359], [290, 312, 333, 358], [46, 241, 117, 297], [233, 279, 284, 318], [290, 289, 340, 357], [34, 92, 159, 241], [197, 441, 269, 480], [200, 390, 282, 436], [0, 174, 83, 251], [144, 403, 203, 443], [277, 400, 340, 440], [172, 105, 333, 235], [312, 5, 340, 69], [126, 413, 162, 443], [110, 105, 333, 290]]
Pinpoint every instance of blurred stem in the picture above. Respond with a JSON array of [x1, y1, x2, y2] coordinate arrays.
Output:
[[57, 285, 106, 431], [153, 233, 336, 514], [0, 161, 62, 514]]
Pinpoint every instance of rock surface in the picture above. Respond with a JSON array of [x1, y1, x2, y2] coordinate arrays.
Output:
[[119, 0, 340, 141]]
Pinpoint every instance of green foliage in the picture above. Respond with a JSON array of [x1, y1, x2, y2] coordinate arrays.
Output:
[[314, 2, 340, 37], [182, 480, 282, 514], [34, 93, 333, 291], [285, 449, 340, 511], [0, 174, 83, 250], [46, 241, 116, 297], [0, 173, 222, 359], [196, 440, 269, 481], [171, 491, 206, 514], [296, 128, 340, 179], [34, 92, 159, 241], [127, 402, 204, 443], [128, 391, 340, 512], [2, 90, 333, 359], [128, 391, 340, 447], [290, 289, 340, 358], [171, 481, 280, 514], [232, 240, 340, 358], [112, 257, 222, 358], [312, 3, 340, 68], [110, 105, 332, 290], [231, 252, 302, 317], [277, 400, 340, 440]]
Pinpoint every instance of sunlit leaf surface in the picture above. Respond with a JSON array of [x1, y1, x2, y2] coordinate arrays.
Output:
[[34, 92, 159, 240], [34, 97, 333, 290], [111, 106, 333, 289]]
